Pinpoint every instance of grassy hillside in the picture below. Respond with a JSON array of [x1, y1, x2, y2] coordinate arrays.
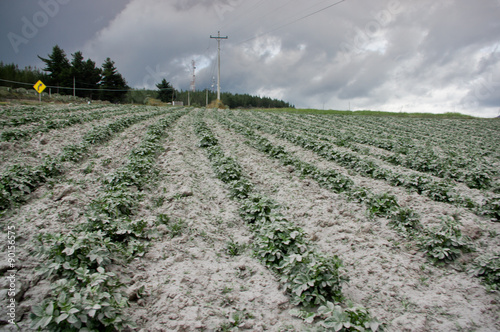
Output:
[[256, 108, 478, 119]]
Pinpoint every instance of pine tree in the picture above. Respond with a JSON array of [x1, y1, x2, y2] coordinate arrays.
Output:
[[156, 78, 175, 103], [38, 45, 71, 93], [82, 59, 102, 100], [70, 51, 85, 97], [70, 51, 101, 99], [99, 58, 128, 103]]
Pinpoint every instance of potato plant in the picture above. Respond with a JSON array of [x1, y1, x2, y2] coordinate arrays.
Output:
[[194, 116, 380, 329], [30, 109, 186, 330]]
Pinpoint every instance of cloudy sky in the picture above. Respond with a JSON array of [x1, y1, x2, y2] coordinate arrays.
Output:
[[1, 0, 500, 117]]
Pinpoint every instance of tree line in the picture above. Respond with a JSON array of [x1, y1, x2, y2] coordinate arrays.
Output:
[[176, 90, 294, 109], [155, 78, 293, 108], [0, 45, 129, 103], [0, 63, 49, 89], [1, 45, 294, 108]]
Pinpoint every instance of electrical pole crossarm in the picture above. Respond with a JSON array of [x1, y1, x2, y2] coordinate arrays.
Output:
[[210, 30, 228, 40]]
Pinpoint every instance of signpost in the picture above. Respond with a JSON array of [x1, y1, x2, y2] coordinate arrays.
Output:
[[33, 80, 46, 103]]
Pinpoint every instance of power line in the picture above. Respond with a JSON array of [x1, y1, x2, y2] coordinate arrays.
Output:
[[0, 78, 130, 92], [236, 0, 348, 45]]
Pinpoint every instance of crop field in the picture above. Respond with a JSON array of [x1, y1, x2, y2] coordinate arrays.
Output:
[[0, 104, 499, 331]]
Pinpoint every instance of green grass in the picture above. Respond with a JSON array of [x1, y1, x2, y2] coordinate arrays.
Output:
[[249, 108, 477, 119]]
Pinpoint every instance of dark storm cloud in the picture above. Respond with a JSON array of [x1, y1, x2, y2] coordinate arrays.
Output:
[[1, 0, 500, 116], [1, 0, 130, 66]]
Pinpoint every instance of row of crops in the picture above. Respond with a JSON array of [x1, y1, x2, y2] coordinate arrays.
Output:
[[0, 106, 178, 211], [1, 104, 189, 330], [271, 113, 499, 190], [193, 109, 499, 330], [194, 115, 382, 330], [1, 104, 499, 331], [223, 111, 500, 218], [203, 110, 498, 284], [30, 109, 188, 330]]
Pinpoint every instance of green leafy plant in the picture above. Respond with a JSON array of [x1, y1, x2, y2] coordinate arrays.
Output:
[[463, 167, 492, 189], [35, 231, 116, 279], [31, 267, 134, 331], [87, 188, 140, 219], [481, 196, 500, 222], [418, 216, 473, 264], [216, 310, 253, 331], [366, 193, 399, 217], [278, 251, 345, 306], [225, 240, 245, 256], [470, 252, 500, 290], [158, 218, 186, 238], [389, 207, 422, 236], [240, 194, 279, 224], [0, 158, 63, 211], [228, 178, 253, 199], [1, 128, 30, 141], [60, 143, 90, 162], [253, 216, 308, 266], [291, 301, 382, 331], [313, 169, 354, 193], [213, 156, 243, 183], [317, 301, 382, 331]]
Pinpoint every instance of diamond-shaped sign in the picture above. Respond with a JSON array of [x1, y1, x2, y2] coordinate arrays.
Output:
[[33, 80, 46, 94]]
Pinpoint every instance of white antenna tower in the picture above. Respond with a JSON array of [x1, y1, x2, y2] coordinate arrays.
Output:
[[190, 60, 196, 92]]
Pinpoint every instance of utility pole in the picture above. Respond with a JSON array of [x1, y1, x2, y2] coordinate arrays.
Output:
[[210, 31, 228, 102], [190, 60, 196, 92]]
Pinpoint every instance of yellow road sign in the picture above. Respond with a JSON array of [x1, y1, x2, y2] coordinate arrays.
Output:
[[33, 80, 46, 94]]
